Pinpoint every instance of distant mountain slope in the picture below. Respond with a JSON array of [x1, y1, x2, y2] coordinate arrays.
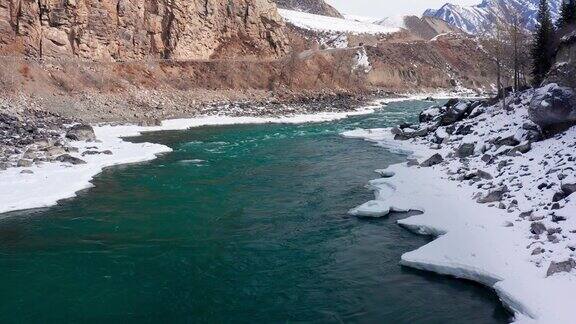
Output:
[[375, 15, 463, 40], [273, 0, 343, 18], [424, 0, 561, 34]]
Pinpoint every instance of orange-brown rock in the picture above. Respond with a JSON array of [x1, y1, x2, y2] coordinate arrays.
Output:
[[0, 0, 290, 61]]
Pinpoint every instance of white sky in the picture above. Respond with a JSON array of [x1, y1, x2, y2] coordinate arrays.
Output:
[[324, 0, 480, 18]]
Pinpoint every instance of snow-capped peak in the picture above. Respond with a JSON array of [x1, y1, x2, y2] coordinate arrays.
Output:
[[424, 0, 561, 35]]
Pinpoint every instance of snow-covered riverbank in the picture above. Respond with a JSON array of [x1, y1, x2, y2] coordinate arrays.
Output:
[[0, 107, 384, 215], [343, 91, 576, 323]]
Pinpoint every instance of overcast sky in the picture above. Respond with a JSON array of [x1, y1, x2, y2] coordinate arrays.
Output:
[[324, 0, 480, 18]]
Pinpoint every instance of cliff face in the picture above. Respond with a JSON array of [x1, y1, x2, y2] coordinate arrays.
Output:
[[546, 30, 576, 88], [0, 0, 290, 61]]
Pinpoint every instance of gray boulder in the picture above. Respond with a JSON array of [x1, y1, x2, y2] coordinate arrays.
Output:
[[530, 222, 547, 235], [509, 142, 532, 155], [419, 106, 444, 123], [494, 136, 520, 147], [457, 143, 475, 158], [553, 191, 566, 202], [547, 259, 576, 277], [17, 159, 33, 168], [55, 154, 87, 165], [532, 247, 545, 255], [561, 183, 576, 197], [529, 84, 576, 133], [438, 101, 472, 126], [420, 154, 443, 167], [66, 124, 96, 142], [477, 186, 508, 204]]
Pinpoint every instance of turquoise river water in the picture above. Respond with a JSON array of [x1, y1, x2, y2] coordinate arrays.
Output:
[[0, 100, 510, 323]]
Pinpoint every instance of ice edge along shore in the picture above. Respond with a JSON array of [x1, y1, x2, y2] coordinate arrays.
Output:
[[342, 99, 576, 323], [1, 93, 469, 216], [0, 104, 388, 216]]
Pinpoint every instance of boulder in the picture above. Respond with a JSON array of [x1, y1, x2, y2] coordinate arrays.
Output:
[[44, 146, 68, 158], [547, 259, 576, 277], [530, 222, 547, 235], [407, 159, 419, 167], [391, 127, 403, 135], [420, 153, 443, 167], [457, 143, 475, 158], [529, 83, 576, 134], [532, 247, 545, 255], [455, 124, 473, 135], [553, 191, 566, 202], [474, 170, 493, 180], [438, 101, 472, 126], [561, 183, 576, 197], [394, 133, 411, 141], [477, 186, 508, 204], [494, 136, 520, 147], [509, 142, 532, 155], [55, 154, 87, 165], [66, 124, 96, 141], [17, 159, 33, 167], [419, 106, 443, 123]]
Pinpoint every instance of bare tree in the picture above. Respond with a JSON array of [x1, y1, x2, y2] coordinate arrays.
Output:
[[481, 17, 511, 110], [506, 12, 532, 92], [480, 11, 532, 110]]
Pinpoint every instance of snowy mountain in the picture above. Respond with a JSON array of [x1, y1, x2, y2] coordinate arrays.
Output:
[[424, 0, 561, 34]]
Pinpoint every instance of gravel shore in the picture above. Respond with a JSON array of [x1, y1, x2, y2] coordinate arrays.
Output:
[[0, 89, 383, 172]]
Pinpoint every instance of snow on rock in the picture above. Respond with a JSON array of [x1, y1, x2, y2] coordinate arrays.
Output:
[[348, 200, 391, 218], [279, 9, 400, 35], [342, 90, 576, 323], [353, 47, 372, 73]]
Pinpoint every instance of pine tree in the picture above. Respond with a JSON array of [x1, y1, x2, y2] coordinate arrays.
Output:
[[532, 0, 556, 86], [557, 0, 576, 29]]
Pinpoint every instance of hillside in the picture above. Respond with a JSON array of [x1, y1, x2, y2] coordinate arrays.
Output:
[[280, 9, 494, 92]]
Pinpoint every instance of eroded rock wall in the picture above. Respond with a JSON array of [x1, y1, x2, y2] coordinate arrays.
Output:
[[0, 0, 290, 60]]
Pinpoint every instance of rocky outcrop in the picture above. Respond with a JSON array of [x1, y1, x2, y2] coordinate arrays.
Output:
[[0, 0, 290, 61], [273, 0, 342, 18], [547, 30, 576, 88]]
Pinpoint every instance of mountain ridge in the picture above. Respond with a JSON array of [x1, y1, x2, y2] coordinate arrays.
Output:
[[424, 0, 561, 34]]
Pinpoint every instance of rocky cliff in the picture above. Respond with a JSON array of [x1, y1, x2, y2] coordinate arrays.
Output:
[[365, 33, 494, 92], [0, 0, 290, 60]]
